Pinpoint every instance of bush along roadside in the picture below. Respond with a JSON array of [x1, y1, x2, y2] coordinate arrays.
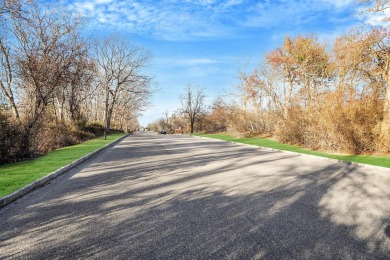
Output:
[[0, 116, 110, 165]]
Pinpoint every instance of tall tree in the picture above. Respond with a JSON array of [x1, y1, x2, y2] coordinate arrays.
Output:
[[95, 35, 153, 138], [54, 50, 96, 123], [267, 35, 331, 110], [0, 0, 30, 118], [0, 0, 29, 19], [180, 84, 206, 134], [0, 37, 18, 118], [10, 3, 86, 153]]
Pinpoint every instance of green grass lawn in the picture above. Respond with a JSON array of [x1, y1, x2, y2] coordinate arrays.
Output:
[[0, 133, 126, 197], [195, 133, 390, 169]]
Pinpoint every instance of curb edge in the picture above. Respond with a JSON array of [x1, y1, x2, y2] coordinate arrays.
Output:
[[193, 135, 390, 173], [0, 134, 128, 208]]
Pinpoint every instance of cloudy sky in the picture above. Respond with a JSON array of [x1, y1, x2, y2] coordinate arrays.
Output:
[[61, 0, 377, 126]]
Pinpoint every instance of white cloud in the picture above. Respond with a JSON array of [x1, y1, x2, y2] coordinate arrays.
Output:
[[66, 0, 361, 41], [321, 0, 355, 9], [356, 2, 389, 27], [196, 0, 217, 5], [66, 0, 244, 40], [224, 0, 244, 7], [243, 0, 359, 29], [94, 0, 113, 4], [179, 58, 219, 65], [73, 2, 95, 13], [154, 56, 237, 67], [365, 16, 389, 26], [186, 65, 221, 77]]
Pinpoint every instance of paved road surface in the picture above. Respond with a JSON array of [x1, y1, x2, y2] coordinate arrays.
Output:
[[1, 134, 390, 259]]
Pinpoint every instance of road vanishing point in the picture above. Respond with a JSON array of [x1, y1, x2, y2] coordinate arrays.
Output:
[[1, 134, 390, 259]]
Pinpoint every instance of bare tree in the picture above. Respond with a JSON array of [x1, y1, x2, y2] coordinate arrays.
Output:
[[180, 84, 206, 134], [0, 0, 30, 118], [10, 3, 86, 154], [266, 35, 331, 110], [360, 0, 390, 14], [0, 0, 28, 16], [54, 50, 96, 123], [0, 38, 18, 118], [95, 35, 153, 139]]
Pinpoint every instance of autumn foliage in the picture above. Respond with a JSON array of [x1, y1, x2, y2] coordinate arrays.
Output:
[[231, 27, 390, 154]]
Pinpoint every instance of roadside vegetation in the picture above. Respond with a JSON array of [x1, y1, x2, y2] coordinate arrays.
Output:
[[0, 1, 154, 164], [1, 1, 389, 168], [0, 133, 125, 197], [149, 1, 390, 159], [196, 133, 390, 169]]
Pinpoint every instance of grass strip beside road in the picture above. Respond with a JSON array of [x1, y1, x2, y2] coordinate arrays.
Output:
[[195, 133, 390, 169], [0, 133, 126, 197]]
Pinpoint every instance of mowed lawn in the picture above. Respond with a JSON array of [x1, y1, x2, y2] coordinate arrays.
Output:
[[0, 133, 126, 197], [195, 133, 390, 169]]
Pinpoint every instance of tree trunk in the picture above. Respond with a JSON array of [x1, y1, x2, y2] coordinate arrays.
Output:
[[379, 66, 390, 151], [107, 107, 113, 131], [104, 86, 109, 140], [190, 117, 195, 134], [0, 41, 19, 119], [20, 127, 32, 158], [9, 98, 19, 119]]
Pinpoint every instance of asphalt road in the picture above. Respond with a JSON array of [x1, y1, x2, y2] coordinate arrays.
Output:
[[1, 134, 390, 259]]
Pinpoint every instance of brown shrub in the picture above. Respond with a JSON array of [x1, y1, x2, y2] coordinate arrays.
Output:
[[0, 109, 106, 164], [33, 119, 104, 154], [374, 121, 390, 154], [275, 108, 308, 146], [275, 91, 383, 154], [225, 106, 279, 136], [0, 111, 24, 163]]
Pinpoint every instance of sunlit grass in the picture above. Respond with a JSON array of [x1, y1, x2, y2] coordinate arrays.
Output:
[[195, 133, 390, 168], [0, 133, 126, 197]]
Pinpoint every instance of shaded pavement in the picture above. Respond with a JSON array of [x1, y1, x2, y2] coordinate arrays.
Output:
[[1, 134, 390, 259]]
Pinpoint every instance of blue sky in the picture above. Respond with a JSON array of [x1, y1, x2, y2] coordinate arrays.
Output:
[[61, 0, 376, 126]]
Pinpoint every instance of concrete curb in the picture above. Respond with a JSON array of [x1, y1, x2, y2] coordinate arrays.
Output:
[[193, 135, 390, 173], [0, 134, 129, 208]]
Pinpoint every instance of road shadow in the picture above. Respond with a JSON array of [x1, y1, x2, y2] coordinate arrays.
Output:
[[1, 135, 390, 259]]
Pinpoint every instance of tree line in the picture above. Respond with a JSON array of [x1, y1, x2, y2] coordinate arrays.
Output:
[[151, 1, 390, 155], [0, 0, 154, 163]]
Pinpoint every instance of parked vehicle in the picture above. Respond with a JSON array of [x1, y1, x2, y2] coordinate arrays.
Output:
[[159, 130, 167, 134]]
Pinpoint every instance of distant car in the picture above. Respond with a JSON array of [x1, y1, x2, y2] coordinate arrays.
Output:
[[159, 130, 167, 135]]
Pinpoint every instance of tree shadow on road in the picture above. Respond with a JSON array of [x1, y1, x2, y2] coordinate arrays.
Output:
[[1, 135, 390, 259]]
